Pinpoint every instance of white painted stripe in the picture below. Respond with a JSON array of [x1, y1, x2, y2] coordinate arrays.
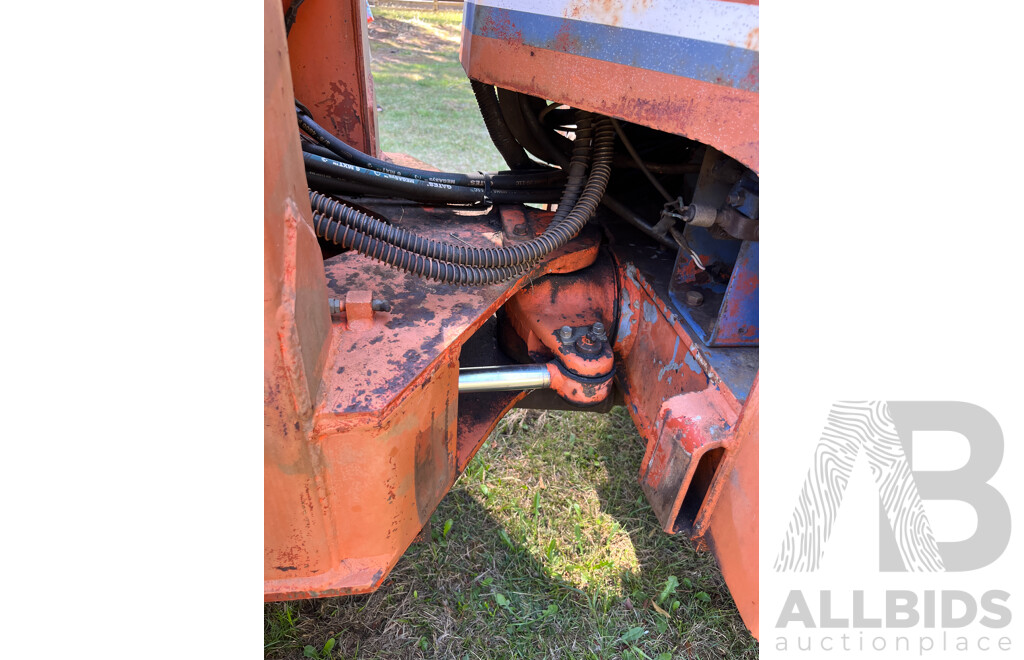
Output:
[[469, 0, 759, 51]]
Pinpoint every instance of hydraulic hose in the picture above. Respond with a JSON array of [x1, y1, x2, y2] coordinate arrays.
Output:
[[305, 171, 401, 200], [296, 105, 563, 190], [308, 115, 614, 269], [303, 153, 563, 204], [470, 80, 535, 170], [517, 92, 574, 167], [311, 211, 525, 285], [300, 140, 346, 161]]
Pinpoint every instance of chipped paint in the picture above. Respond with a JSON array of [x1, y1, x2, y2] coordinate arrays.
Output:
[[643, 300, 659, 324], [617, 288, 634, 339]]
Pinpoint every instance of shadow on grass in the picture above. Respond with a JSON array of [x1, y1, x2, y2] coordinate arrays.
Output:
[[266, 409, 756, 660]]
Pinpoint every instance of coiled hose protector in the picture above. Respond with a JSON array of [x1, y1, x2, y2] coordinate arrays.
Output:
[[308, 116, 614, 270], [312, 211, 525, 285]]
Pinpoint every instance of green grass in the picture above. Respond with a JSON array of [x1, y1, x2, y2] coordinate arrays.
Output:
[[368, 8, 506, 173], [266, 11, 757, 658]]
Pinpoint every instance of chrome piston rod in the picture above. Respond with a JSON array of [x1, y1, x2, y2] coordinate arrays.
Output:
[[458, 364, 551, 393]]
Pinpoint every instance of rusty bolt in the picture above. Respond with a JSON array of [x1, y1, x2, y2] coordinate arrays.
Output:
[[727, 189, 747, 207], [371, 299, 392, 312], [558, 325, 574, 344], [684, 290, 704, 307], [513, 224, 528, 236]]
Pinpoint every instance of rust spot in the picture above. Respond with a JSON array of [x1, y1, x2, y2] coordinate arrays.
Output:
[[480, 8, 523, 44], [745, 27, 759, 51], [564, 0, 650, 27], [320, 81, 361, 141]]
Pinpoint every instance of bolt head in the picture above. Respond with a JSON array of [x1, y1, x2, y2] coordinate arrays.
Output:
[[559, 325, 573, 342], [513, 224, 528, 236], [684, 290, 704, 307]]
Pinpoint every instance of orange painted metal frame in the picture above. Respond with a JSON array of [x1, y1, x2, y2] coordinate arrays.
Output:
[[265, 193, 604, 598], [460, 27, 758, 172], [284, 0, 379, 156], [612, 259, 759, 636]]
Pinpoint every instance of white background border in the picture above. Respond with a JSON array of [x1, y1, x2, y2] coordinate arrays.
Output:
[[1, 1, 1021, 657]]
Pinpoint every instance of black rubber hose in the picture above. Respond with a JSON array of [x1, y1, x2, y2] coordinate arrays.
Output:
[[312, 211, 524, 285], [300, 140, 345, 161], [470, 80, 535, 170], [307, 169, 563, 205], [517, 92, 574, 167], [307, 115, 614, 268], [296, 104, 563, 189], [305, 172, 402, 199], [303, 153, 563, 204], [540, 106, 576, 129], [301, 140, 559, 192]]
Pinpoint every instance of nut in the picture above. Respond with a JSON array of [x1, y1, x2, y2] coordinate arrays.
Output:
[[558, 325, 574, 343], [684, 290, 704, 307]]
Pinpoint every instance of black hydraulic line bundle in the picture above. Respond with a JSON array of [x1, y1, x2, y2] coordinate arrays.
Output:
[[297, 91, 616, 285], [296, 105, 565, 201]]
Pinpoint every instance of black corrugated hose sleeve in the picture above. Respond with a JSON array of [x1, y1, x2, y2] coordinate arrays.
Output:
[[549, 111, 593, 222], [312, 211, 524, 285], [470, 80, 535, 170], [296, 104, 562, 189], [307, 115, 615, 270]]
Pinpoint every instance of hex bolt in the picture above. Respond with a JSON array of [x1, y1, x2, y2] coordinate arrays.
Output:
[[558, 325, 574, 344], [727, 189, 747, 207], [371, 299, 392, 312], [589, 322, 607, 342], [513, 224, 528, 236], [684, 290, 704, 307]]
